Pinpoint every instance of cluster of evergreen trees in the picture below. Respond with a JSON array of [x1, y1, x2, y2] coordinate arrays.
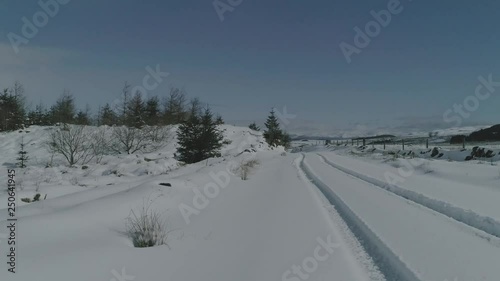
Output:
[[0, 82, 225, 131], [0, 82, 26, 132], [176, 107, 224, 164], [1, 81, 229, 166], [2, 81, 294, 168]]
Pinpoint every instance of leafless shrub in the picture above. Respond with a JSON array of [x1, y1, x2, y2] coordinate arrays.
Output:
[[89, 127, 111, 164], [47, 125, 94, 166], [146, 126, 172, 152], [110, 126, 143, 154], [111, 126, 171, 154]]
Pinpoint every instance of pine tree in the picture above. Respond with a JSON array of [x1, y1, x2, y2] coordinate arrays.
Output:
[[17, 136, 28, 168], [99, 103, 117, 126], [200, 108, 224, 158], [188, 97, 202, 119], [27, 103, 48, 126], [126, 91, 145, 128], [263, 108, 283, 147], [49, 90, 76, 125], [215, 114, 224, 125], [163, 87, 187, 125], [75, 106, 91, 125], [0, 82, 26, 132], [145, 96, 161, 125], [176, 107, 223, 164], [176, 114, 202, 164], [249, 122, 260, 131], [116, 82, 131, 125]]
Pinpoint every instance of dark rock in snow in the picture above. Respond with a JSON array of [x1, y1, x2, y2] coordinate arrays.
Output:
[[431, 147, 439, 157]]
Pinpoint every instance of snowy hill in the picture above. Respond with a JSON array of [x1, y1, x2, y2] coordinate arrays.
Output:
[[0, 125, 272, 204]]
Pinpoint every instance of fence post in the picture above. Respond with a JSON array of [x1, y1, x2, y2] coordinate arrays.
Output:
[[402, 139, 405, 151], [383, 139, 386, 150], [426, 138, 429, 149], [463, 136, 465, 149], [363, 138, 366, 146]]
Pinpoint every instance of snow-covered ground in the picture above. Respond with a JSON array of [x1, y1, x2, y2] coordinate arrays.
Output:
[[1, 126, 499, 280], [0, 126, 383, 281]]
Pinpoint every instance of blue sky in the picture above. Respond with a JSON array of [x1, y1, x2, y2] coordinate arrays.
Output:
[[1, 0, 499, 134]]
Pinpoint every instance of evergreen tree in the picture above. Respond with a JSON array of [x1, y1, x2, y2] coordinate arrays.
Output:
[[50, 90, 76, 124], [200, 108, 224, 158], [75, 110, 91, 125], [187, 97, 202, 119], [145, 96, 161, 125], [0, 82, 26, 131], [126, 91, 145, 128], [162, 87, 187, 125], [263, 108, 283, 147], [27, 103, 49, 126], [75, 105, 91, 125], [17, 136, 28, 168], [116, 82, 131, 125], [215, 114, 224, 125], [249, 122, 260, 131], [176, 107, 223, 164], [176, 113, 202, 164], [99, 103, 117, 126]]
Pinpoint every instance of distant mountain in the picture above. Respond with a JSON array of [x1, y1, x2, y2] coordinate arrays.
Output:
[[228, 119, 492, 140], [289, 125, 490, 140]]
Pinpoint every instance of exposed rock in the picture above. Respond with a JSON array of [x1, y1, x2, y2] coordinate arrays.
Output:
[[431, 147, 439, 157]]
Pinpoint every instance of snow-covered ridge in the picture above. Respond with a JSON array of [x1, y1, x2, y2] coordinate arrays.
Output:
[[289, 124, 492, 140], [0, 125, 272, 203]]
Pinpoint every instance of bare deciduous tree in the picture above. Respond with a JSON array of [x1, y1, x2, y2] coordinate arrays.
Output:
[[89, 127, 110, 164], [47, 125, 94, 166], [111, 126, 172, 155]]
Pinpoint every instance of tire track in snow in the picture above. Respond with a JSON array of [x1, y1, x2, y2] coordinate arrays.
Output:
[[317, 153, 500, 240], [294, 155, 386, 281], [299, 154, 421, 281]]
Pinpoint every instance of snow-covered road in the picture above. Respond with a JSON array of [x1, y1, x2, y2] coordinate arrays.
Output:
[[0, 152, 382, 281], [301, 152, 500, 281]]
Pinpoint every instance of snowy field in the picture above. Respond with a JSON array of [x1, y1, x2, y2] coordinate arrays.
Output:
[[0, 126, 499, 280]]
